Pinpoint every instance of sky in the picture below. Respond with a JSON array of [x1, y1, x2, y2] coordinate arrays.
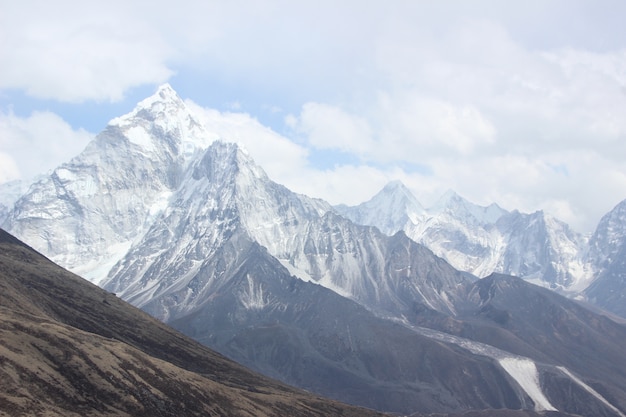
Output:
[[1, 0, 626, 233]]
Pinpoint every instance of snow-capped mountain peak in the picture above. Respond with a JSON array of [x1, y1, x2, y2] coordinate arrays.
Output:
[[108, 83, 215, 160], [338, 183, 591, 292], [587, 199, 626, 267], [429, 189, 506, 226], [334, 180, 426, 235]]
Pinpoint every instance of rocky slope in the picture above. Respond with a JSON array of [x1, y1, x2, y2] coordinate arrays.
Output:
[[0, 228, 388, 417]]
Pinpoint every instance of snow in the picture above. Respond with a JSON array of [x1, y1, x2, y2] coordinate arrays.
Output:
[[406, 321, 623, 414], [498, 358, 556, 411], [391, 320, 560, 412], [146, 191, 172, 222], [340, 181, 595, 292], [319, 272, 354, 299], [241, 274, 266, 310], [72, 240, 133, 286], [0, 179, 30, 209], [279, 259, 315, 283], [557, 366, 626, 417], [125, 126, 156, 153]]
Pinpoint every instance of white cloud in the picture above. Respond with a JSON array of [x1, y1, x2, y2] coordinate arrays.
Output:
[[0, 152, 20, 184], [0, 1, 172, 102], [375, 94, 497, 157], [289, 103, 375, 156], [0, 110, 93, 180], [185, 100, 310, 183], [2, 0, 626, 234]]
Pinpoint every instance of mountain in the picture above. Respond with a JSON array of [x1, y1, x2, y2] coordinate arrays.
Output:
[[583, 199, 626, 317], [3, 83, 213, 284], [336, 183, 590, 292], [3, 85, 469, 322], [335, 180, 428, 233], [0, 228, 388, 417], [3, 85, 626, 416], [0, 178, 35, 225]]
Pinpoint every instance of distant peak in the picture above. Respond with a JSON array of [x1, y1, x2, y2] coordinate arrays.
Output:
[[430, 190, 507, 224], [382, 180, 409, 193], [137, 83, 184, 109], [440, 189, 462, 201], [156, 82, 175, 94], [431, 189, 465, 210], [109, 83, 190, 128], [367, 180, 425, 213]]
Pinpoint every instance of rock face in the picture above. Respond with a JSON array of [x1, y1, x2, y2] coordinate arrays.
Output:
[[3, 85, 626, 416], [583, 199, 626, 317]]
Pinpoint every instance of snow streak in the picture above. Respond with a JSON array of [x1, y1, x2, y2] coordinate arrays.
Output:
[[557, 366, 626, 417], [498, 358, 556, 411]]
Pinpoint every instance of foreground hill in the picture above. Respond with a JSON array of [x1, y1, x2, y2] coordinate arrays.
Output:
[[0, 228, 386, 417]]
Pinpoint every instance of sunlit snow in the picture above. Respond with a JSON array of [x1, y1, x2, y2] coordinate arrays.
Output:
[[557, 366, 626, 417], [498, 358, 556, 411]]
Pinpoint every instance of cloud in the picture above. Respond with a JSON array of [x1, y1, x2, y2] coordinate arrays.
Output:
[[187, 100, 412, 207], [288, 103, 375, 156], [0, 1, 172, 102], [2, 0, 626, 234], [0, 152, 20, 184], [184, 100, 310, 183], [0, 110, 93, 181], [421, 150, 626, 232]]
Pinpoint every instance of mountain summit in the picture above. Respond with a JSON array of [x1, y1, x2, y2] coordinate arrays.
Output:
[[4, 84, 214, 283]]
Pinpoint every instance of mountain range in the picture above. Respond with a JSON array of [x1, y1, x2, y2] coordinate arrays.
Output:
[[337, 180, 626, 318], [2, 84, 626, 416]]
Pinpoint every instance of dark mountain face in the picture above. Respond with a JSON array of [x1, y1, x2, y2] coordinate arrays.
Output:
[[584, 199, 626, 318], [166, 240, 527, 415], [0, 229, 387, 417], [585, 248, 626, 318], [439, 274, 626, 417]]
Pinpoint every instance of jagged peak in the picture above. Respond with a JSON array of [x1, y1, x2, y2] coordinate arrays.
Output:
[[588, 198, 626, 253], [381, 179, 409, 193], [370, 180, 425, 211], [109, 83, 192, 128], [430, 189, 467, 211], [192, 140, 268, 184], [601, 198, 626, 220], [102, 84, 215, 156], [138, 83, 184, 110], [430, 189, 507, 225]]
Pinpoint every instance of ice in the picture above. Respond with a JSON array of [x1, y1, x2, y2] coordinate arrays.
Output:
[[125, 126, 156, 153], [499, 358, 556, 411], [240, 274, 266, 310], [557, 367, 626, 417]]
